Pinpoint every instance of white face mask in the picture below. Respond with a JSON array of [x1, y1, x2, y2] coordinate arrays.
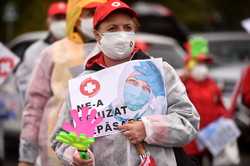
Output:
[[97, 31, 136, 60], [49, 20, 66, 39], [191, 64, 209, 81], [80, 18, 95, 39]]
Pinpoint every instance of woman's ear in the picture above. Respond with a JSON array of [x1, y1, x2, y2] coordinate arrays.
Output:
[[94, 29, 101, 43]]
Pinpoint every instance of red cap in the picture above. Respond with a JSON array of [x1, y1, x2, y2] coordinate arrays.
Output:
[[135, 40, 150, 52], [184, 54, 213, 65], [48, 2, 67, 16], [196, 54, 213, 64], [94, 0, 137, 28]]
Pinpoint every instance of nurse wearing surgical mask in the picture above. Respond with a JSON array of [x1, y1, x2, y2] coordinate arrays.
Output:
[[47, 3, 66, 40], [77, 5, 96, 41], [181, 42, 229, 165], [17, 3, 68, 165], [48, 12, 67, 40], [108, 60, 167, 123], [78, 10, 95, 40], [123, 76, 151, 112], [16, 2, 67, 101], [51, 1, 199, 166], [190, 63, 209, 82]]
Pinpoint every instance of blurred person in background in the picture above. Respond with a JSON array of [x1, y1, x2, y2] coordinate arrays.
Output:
[[229, 64, 250, 151], [230, 64, 250, 112], [0, 42, 20, 166], [181, 37, 230, 165], [15, 1, 67, 102], [18, 0, 106, 166], [241, 65, 250, 109]]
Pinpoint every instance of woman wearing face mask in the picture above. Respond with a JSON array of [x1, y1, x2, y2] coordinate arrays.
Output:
[[15, 2, 67, 102], [104, 60, 167, 124], [181, 38, 230, 166], [51, 1, 199, 166], [18, 1, 107, 166]]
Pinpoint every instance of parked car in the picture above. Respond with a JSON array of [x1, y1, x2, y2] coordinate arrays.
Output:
[[135, 33, 185, 69], [132, 1, 189, 48], [7, 31, 47, 62], [191, 31, 250, 107]]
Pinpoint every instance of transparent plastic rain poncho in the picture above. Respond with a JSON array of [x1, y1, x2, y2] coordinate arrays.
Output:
[[51, 49, 200, 166]]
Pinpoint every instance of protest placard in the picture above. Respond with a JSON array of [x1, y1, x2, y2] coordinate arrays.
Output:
[[197, 117, 241, 156], [69, 58, 166, 137], [0, 42, 19, 85]]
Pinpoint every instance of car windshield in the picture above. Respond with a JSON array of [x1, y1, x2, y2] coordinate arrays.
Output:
[[148, 43, 184, 69], [209, 40, 250, 66]]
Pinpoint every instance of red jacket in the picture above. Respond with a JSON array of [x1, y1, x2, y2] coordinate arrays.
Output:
[[182, 76, 229, 155], [242, 66, 250, 108]]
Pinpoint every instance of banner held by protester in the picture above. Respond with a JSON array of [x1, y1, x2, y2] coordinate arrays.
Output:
[[69, 58, 167, 137]]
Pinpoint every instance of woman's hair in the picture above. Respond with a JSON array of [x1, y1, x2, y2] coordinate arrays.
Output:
[[95, 9, 140, 30]]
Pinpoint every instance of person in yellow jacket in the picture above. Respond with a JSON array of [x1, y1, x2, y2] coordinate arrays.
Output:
[[18, 0, 107, 166]]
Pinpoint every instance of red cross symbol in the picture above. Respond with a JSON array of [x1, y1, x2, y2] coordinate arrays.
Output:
[[0, 56, 15, 77], [80, 78, 100, 97]]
